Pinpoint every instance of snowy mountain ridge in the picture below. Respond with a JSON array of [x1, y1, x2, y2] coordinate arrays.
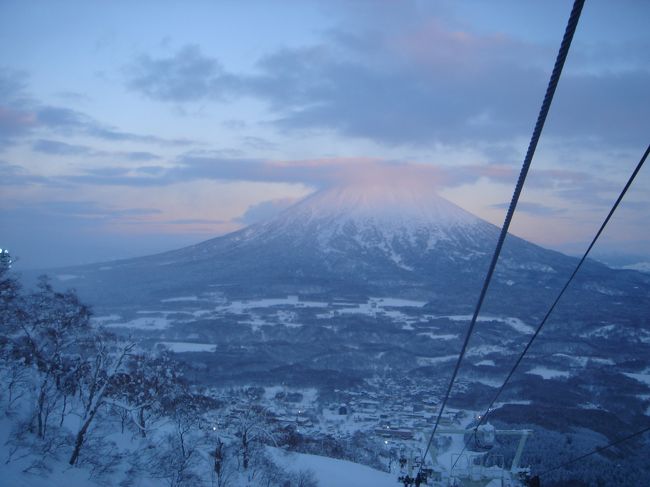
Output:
[[36, 180, 648, 312]]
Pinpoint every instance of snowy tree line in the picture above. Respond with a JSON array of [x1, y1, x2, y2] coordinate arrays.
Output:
[[489, 420, 650, 486], [0, 253, 318, 486]]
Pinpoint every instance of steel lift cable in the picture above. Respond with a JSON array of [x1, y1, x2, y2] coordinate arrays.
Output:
[[452, 143, 650, 471], [419, 0, 586, 470]]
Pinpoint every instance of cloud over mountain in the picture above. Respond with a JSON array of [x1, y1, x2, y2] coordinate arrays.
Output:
[[124, 26, 649, 148]]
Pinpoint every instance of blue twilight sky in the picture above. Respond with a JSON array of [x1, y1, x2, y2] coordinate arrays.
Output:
[[0, 0, 648, 269]]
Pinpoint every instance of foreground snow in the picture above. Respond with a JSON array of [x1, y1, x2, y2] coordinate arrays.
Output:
[[0, 416, 156, 487], [269, 447, 396, 487]]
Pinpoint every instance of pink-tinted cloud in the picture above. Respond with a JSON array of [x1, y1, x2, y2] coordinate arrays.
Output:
[[0, 106, 37, 140], [391, 19, 529, 74]]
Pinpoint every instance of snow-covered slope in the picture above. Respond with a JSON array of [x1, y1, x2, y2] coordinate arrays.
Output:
[[269, 447, 396, 487], [235, 183, 494, 269], [254, 182, 483, 239]]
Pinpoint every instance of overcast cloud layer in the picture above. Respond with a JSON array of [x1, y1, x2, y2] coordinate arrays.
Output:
[[125, 36, 648, 147], [0, 0, 648, 268]]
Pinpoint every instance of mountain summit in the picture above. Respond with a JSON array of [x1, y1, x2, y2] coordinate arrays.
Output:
[[232, 183, 497, 274], [246, 183, 484, 243], [272, 182, 480, 229]]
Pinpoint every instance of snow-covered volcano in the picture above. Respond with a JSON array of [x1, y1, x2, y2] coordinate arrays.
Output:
[[270, 182, 480, 230], [232, 183, 497, 272], [41, 182, 627, 311]]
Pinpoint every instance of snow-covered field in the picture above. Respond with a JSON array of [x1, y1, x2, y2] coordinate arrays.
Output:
[[581, 324, 616, 339], [621, 262, 650, 273], [417, 332, 458, 340], [161, 295, 200, 302], [475, 359, 496, 366], [433, 314, 535, 334], [417, 355, 457, 366], [104, 316, 171, 330], [157, 341, 217, 352], [95, 295, 435, 333], [624, 371, 650, 386], [55, 274, 81, 282], [526, 366, 570, 380], [95, 295, 542, 366], [553, 354, 615, 367], [467, 345, 507, 357], [371, 297, 426, 307]]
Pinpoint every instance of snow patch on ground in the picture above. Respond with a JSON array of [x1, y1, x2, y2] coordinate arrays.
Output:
[[621, 262, 650, 273], [584, 283, 624, 296], [216, 296, 424, 319], [371, 297, 426, 307], [502, 259, 556, 273], [157, 342, 216, 353], [433, 315, 534, 334], [553, 354, 589, 367], [387, 247, 415, 271], [383, 310, 413, 322], [56, 274, 80, 281], [496, 400, 531, 407], [218, 296, 329, 312], [503, 317, 535, 334], [475, 360, 495, 367], [554, 354, 614, 367], [472, 377, 501, 387], [624, 371, 650, 387], [639, 330, 650, 344], [192, 309, 213, 318], [242, 315, 272, 331], [417, 332, 458, 340], [337, 303, 377, 315], [104, 316, 170, 330], [590, 357, 615, 365], [161, 295, 199, 302], [91, 314, 121, 324], [526, 367, 570, 379], [417, 355, 457, 366], [467, 345, 507, 357], [262, 387, 317, 406], [581, 324, 616, 339], [284, 323, 304, 328]]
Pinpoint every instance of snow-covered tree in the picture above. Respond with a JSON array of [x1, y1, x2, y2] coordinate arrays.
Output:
[[0, 250, 29, 411], [13, 276, 91, 439], [68, 334, 135, 465], [232, 402, 280, 487], [113, 350, 185, 438], [212, 436, 235, 487], [142, 390, 218, 487], [0, 248, 21, 333]]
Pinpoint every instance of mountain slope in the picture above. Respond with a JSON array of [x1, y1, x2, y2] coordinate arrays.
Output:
[[38, 183, 649, 318]]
